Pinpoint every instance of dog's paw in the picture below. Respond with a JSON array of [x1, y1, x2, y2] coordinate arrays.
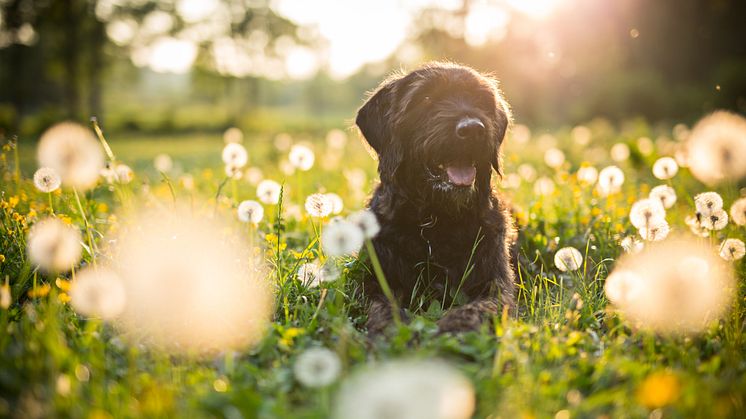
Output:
[[436, 309, 484, 334]]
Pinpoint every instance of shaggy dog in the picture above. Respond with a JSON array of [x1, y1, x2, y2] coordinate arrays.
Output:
[[356, 62, 517, 335]]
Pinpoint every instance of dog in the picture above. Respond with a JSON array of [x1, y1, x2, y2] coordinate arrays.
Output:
[[356, 62, 517, 335]]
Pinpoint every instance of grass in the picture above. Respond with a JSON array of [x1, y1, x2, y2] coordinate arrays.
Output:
[[0, 120, 744, 418]]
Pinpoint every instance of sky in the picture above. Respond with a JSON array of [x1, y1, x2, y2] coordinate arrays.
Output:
[[110, 0, 565, 79]]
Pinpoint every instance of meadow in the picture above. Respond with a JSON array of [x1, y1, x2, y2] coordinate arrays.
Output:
[[0, 115, 745, 419]]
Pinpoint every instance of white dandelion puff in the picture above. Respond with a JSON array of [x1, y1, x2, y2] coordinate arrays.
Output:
[[629, 199, 666, 229], [544, 148, 565, 169], [221, 143, 248, 168], [274, 133, 293, 151], [324, 193, 344, 215], [333, 359, 475, 419], [296, 262, 323, 287], [348, 209, 381, 239], [576, 166, 598, 185], [701, 209, 728, 231], [596, 166, 625, 196], [245, 167, 264, 185], [554, 247, 583, 272], [687, 110, 746, 185], [224, 164, 243, 180], [114, 164, 134, 184], [719, 238, 745, 261], [180, 174, 195, 190], [685, 215, 710, 238], [517, 164, 537, 182], [649, 185, 677, 209], [33, 167, 61, 193], [326, 129, 348, 150], [638, 220, 670, 242], [610, 143, 630, 162], [694, 192, 724, 217], [37, 121, 105, 191], [70, 266, 126, 320], [111, 206, 273, 354], [533, 177, 555, 195], [294, 347, 342, 388], [27, 217, 82, 273], [637, 137, 654, 156], [620, 236, 644, 254], [237, 200, 264, 224], [652, 157, 679, 180], [604, 237, 735, 335], [322, 221, 364, 256], [223, 127, 244, 144], [257, 179, 282, 205], [154, 154, 173, 173], [289, 144, 315, 171], [305, 193, 333, 218], [571, 125, 592, 145], [728, 197, 746, 226]]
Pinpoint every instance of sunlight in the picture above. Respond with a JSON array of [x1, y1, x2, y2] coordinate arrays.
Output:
[[505, 0, 564, 18], [143, 37, 198, 74]]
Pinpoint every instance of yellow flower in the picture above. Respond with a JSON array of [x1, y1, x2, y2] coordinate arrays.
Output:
[[279, 327, 305, 350], [27, 209, 37, 219], [28, 283, 52, 298], [97, 203, 109, 213], [8, 196, 19, 208], [56, 278, 72, 292], [58, 292, 71, 303], [0, 254, 5, 263], [637, 371, 680, 409], [57, 214, 73, 225]]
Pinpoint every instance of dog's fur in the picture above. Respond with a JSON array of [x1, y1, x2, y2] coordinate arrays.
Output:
[[356, 62, 517, 335]]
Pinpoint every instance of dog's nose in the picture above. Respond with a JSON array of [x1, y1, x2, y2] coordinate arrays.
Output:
[[456, 117, 485, 139]]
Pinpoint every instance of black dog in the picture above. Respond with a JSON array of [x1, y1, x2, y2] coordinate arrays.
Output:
[[356, 62, 517, 335]]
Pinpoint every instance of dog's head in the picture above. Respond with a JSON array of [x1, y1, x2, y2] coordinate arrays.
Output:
[[356, 62, 511, 212]]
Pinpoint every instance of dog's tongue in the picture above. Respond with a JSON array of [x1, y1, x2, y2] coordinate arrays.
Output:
[[446, 165, 476, 186]]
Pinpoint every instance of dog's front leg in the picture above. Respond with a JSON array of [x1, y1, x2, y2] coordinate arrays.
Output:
[[436, 298, 501, 334], [365, 298, 409, 336]]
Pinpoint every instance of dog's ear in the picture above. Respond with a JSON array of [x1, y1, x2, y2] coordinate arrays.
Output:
[[490, 92, 512, 177], [356, 80, 396, 155], [357, 77, 405, 182]]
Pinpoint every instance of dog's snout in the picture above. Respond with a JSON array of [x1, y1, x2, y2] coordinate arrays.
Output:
[[455, 117, 485, 139]]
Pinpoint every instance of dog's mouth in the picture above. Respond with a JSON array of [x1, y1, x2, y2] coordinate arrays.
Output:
[[429, 162, 477, 187]]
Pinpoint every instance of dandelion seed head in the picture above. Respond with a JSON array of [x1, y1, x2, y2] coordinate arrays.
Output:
[[223, 127, 244, 144], [685, 215, 710, 237], [257, 179, 282, 205], [296, 262, 323, 287], [274, 133, 293, 151], [719, 238, 745, 261], [571, 125, 591, 145], [652, 157, 679, 180], [289, 144, 315, 171], [517, 163, 537, 182], [245, 167, 264, 185], [114, 164, 134, 184], [597, 166, 625, 196], [326, 129, 348, 150], [544, 148, 565, 169], [554, 247, 583, 272], [728, 197, 746, 226], [649, 185, 677, 209], [348, 209, 381, 239], [33, 167, 61, 193], [237, 200, 264, 224], [27, 217, 82, 273], [321, 220, 364, 256], [112, 206, 273, 354], [324, 193, 344, 215], [180, 174, 195, 190], [701, 209, 728, 231], [620, 236, 644, 254], [606, 237, 735, 334], [637, 137, 654, 155], [221, 143, 248, 168], [333, 360, 475, 419], [70, 266, 126, 320], [154, 153, 173, 172], [224, 163, 243, 179], [638, 220, 670, 242], [37, 121, 105, 191], [305, 193, 333, 218], [694, 192, 723, 216], [687, 110, 746, 185], [629, 198, 666, 229], [294, 347, 342, 388], [576, 166, 598, 185], [533, 177, 555, 195], [610, 143, 630, 162]]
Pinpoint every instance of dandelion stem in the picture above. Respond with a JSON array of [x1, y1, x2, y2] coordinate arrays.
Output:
[[73, 187, 96, 265], [47, 192, 54, 215], [365, 240, 400, 325], [12, 136, 20, 192], [90, 117, 116, 162]]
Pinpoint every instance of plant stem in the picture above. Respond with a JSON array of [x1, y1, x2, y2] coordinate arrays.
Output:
[[73, 188, 96, 266], [365, 240, 400, 325]]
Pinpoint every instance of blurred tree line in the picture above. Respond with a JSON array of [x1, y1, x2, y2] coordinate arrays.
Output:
[[0, 0, 744, 137]]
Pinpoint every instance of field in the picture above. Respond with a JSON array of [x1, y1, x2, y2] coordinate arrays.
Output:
[[1, 118, 745, 419]]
